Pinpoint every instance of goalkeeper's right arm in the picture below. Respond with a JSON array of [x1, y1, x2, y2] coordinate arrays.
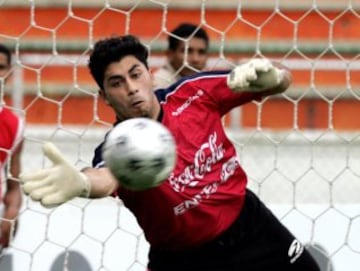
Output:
[[20, 142, 118, 208]]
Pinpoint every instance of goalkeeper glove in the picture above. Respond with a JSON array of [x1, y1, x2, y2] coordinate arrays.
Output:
[[227, 58, 285, 92], [20, 142, 91, 208]]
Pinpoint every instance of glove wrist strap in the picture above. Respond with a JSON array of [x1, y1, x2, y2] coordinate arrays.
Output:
[[79, 172, 91, 198]]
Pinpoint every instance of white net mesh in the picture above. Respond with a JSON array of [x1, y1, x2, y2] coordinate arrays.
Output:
[[0, 0, 359, 270]]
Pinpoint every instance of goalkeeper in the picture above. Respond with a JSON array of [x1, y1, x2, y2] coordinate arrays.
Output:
[[20, 35, 320, 271]]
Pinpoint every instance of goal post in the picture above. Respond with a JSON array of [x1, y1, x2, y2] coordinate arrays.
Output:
[[1, 1, 359, 271]]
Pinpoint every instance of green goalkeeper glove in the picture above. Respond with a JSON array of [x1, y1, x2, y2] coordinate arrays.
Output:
[[227, 58, 285, 92], [20, 142, 91, 208]]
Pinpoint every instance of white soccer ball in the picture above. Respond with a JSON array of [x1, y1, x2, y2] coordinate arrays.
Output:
[[102, 118, 176, 191]]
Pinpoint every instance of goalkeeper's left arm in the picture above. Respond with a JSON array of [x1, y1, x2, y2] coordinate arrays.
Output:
[[226, 58, 292, 96], [20, 142, 118, 208]]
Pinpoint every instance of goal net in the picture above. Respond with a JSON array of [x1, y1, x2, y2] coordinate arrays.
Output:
[[1, 1, 359, 271]]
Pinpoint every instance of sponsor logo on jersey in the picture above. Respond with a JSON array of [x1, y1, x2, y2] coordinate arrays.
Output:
[[168, 132, 224, 192], [170, 132, 240, 215], [172, 89, 204, 116]]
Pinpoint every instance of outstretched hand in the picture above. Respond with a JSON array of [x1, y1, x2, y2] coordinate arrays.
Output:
[[227, 58, 285, 92], [20, 142, 91, 208]]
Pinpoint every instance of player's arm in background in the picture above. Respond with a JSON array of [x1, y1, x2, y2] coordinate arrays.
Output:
[[1, 141, 23, 248]]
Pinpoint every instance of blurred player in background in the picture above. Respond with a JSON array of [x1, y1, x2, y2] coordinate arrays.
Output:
[[0, 43, 24, 251], [153, 23, 209, 89], [21, 35, 320, 271]]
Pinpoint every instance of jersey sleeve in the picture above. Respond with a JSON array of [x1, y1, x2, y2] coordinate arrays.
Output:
[[195, 70, 263, 116]]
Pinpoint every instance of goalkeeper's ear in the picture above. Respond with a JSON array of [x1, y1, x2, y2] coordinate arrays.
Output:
[[98, 88, 110, 105]]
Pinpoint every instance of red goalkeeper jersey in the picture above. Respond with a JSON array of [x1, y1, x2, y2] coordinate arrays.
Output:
[[0, 107, 23, 201], [93, 70, 263, 250]]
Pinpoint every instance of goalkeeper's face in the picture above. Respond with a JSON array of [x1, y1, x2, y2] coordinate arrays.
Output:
[[100, 55, 160, 121]]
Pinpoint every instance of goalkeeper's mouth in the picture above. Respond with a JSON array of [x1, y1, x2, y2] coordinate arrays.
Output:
[[131, 100, 145, 108], [131, 100, 144, 106]]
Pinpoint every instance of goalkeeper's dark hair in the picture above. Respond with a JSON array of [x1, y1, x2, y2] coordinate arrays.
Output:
[[88, 35, 149, 90], [168, 23, 209, 51], [0, 43, 12, 66]]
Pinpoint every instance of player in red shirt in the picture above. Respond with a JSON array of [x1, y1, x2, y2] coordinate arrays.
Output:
[[21, 35, 320, 270], [0, 44, 24, 251]]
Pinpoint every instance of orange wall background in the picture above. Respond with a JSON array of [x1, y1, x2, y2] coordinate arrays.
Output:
[[1, 7, 359, 41], [1, 6, 359, 130]]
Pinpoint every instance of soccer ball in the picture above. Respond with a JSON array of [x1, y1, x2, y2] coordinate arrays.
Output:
[[102, 118, 176, 191]]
